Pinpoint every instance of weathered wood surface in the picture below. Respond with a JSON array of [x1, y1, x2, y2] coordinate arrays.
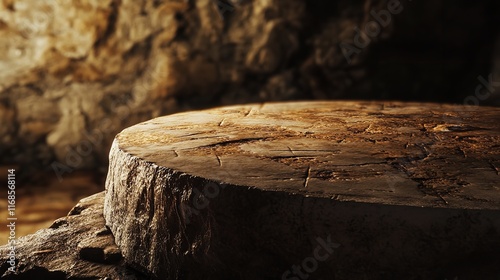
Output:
[[104, 101, 500, 279], [0, 192, 145, 279]]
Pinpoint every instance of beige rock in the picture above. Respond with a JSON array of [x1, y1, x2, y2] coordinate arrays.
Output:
[[0, 101, 14, 143], [0, 0, 498, 174]]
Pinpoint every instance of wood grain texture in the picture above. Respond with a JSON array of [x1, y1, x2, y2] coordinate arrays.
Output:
[[104, 101, 500, 279], [116, 101, 500, 209]]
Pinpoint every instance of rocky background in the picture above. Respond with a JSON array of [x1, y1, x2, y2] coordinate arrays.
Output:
[[0, 0, 499, 180]]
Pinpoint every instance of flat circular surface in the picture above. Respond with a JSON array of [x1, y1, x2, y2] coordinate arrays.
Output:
[[116, 101, 500, 209]]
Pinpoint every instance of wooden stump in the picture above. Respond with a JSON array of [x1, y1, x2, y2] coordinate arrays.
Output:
[[104, 101, 500, 279]]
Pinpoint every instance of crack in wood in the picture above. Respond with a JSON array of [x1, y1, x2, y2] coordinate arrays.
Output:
[[303, 166, 311, 188], [422, 146, 431, 159], [189, 135, 221, 140], [489, 161, 499, 175], [180, 132, 205, 138], [330, 162, 387, 167], [193, 137, 269, 149], [216, 155, 222, 167], [244, 109, 253, 117], [271, 156, 317, 159], [437, 193, 449, 205], [458, 147, 467, 158], [218, 118, 226, 126], [271, 149, 339, 153]]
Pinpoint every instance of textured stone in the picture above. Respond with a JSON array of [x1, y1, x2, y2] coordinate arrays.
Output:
[[0, 100, 15, 145], [105, 101, 500, 279]]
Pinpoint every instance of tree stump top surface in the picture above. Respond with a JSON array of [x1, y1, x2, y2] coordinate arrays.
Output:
[[116, 101, 500, 210]]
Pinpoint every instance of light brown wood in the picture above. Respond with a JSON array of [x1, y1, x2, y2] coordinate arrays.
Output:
[[115, 101, 500, 209], [104, 101, 500, 279]]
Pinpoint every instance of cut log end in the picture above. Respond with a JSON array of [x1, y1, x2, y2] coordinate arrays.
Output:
[[114, 101, 500, 209], [104, 101, 500, 279]]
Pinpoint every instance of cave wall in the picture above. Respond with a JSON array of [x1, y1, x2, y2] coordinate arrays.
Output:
[[0, 0, 499, 178]]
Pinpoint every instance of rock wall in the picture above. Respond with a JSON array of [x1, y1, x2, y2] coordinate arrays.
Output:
[[0, 0, 499, 177]]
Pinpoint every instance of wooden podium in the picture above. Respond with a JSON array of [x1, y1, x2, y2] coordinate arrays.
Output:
[[104, 101, 500, 279]]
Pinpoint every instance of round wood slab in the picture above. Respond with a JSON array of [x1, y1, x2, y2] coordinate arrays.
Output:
[[104, 101, 500, 279]]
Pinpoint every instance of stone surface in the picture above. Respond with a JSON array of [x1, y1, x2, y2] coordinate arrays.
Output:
[[1, 0, 499, 175], [105, 101, 500, 279], [0, 192, 145, 279]]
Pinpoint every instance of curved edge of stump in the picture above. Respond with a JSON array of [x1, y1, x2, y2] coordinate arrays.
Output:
[[104, 101, 500, 279]]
